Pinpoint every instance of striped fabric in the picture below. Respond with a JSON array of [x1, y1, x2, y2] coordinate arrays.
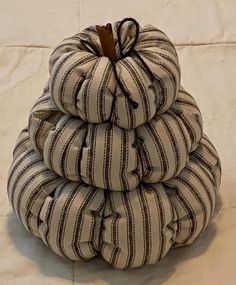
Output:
[[7, 19, 221, 269], [49, 22, 180, 129]]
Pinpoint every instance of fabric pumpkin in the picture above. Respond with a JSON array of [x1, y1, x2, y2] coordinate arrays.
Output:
[[7, 18, 221, 269]]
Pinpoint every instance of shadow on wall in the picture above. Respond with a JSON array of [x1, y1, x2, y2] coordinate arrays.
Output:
[[7, 193, 222, 285]]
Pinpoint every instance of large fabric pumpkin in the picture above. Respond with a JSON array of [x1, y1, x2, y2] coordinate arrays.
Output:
[[7, 18, 221, 269]]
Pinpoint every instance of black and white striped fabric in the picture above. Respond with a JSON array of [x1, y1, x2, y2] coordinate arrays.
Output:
[[7, 19, 221, 269], [49, 21, 180, 129]]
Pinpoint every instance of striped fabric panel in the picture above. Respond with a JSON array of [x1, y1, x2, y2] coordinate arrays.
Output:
[[7, 128, 105, 260], [111, 57, 156, 129], [76, 57, 116, 123], [136, 109, 191, 183], [80, 123, 142, 191], [135, 24, 179, 125], [29, 94, 88, 182], [49, 51, 97, 116], [135, 49, 180, 115], [101, 183, 175, 269], [29, 84, 57, 114], [29, 91, 144, 190], [38, 182, 104, 261], [101, 134, 221, 268], [43, 115, 87, 181], [163, 134, 221, 246], [28, 87, 202, 191], [48, 27, 103, 71], [136, 24, 178, 56], [49, 38, 85, 72], [48, 22, 180, 130], [12, 127, 30, 160], [170, 86, 203, 152], [7, 129, 64, 237], [76, 29, 103, 56], [29, 88, 64, 156], [191, 133, 222, 189], [7, 127, 221, 268], [29, 94, 143, 189], [136, 86, 201, 184]]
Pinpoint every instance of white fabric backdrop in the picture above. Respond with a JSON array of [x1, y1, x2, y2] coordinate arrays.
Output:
[[0, 1, 235, 284]]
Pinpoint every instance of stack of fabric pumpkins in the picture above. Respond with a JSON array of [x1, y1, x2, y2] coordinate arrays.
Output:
[[7, 18, 221, 269]]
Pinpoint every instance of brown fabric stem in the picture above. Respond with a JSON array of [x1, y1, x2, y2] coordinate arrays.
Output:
[[96, 23, 117, 61]]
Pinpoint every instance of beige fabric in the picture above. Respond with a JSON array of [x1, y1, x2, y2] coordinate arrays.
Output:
[[48, 23, 180, 129], [7, 19, 221, 269]]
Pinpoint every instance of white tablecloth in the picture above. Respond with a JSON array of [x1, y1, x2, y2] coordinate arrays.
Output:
[[0, 1, 235, 284]]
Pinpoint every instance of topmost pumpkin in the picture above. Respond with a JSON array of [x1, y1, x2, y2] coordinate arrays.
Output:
[[48, 18, 180, 129]]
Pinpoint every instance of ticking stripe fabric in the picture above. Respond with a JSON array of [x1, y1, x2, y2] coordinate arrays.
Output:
[[49, 21, 180, 129], [7, 19, 221, 269]]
